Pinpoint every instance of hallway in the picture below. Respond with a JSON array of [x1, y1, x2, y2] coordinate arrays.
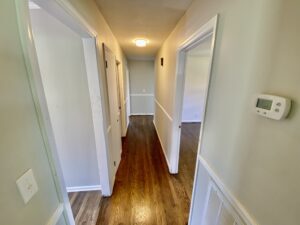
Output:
[[96, 116, 192, 225]]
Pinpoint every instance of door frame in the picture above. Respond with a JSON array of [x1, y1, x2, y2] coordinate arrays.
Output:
[[15, 1, 112, 224], [170, 15, 218, 174]]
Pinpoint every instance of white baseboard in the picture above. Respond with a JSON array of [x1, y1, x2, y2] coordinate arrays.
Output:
[[182, 119, 202, 123], [66, 185, 101, 193], [46, 203, 64, 225], [130, 113, 154, 116], [152, 121, 172, 173]]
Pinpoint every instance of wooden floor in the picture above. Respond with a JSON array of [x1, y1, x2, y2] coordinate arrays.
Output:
[[95, 116, 200, 225], [178, 122, 201, 200], [68, 191, 102, 225]]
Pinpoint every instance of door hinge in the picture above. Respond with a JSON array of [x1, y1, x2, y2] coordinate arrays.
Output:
[[114, 161, 116, 166], [105, 60, 108, 68]]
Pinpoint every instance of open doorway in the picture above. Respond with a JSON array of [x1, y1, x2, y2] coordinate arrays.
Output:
[[28, 2, 103, 224], [168, 16, 218, 222], [16, 0, 115, 224], [178, 35, 214, 198]]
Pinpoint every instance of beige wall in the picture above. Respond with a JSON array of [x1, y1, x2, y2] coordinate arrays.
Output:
[[0, 0, 126, 224], [155, 0, 300, 224], [129, 60, 155, 115]]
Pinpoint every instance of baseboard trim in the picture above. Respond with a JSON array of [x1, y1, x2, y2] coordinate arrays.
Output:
[[46, 203, 64, 225], [130, 93, 154, 97], [198, 155, 258, 225], [152, 120, 172, 173], [130, 113, 154, 116], [182, 120, 202, 123], [66, 185, 101, 193]]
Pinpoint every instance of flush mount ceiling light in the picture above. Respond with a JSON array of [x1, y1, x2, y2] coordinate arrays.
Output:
[[134, 39, 149, 47]]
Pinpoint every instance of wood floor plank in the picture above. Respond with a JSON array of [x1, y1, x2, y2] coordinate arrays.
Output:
[[96, 116, 199, 225], [68, 191, 102, 225]]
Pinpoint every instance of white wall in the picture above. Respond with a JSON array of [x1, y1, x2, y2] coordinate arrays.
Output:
[[30, 9, 100, 188], [154, 0, 300, 224], [0, 1, 66, 224], [129, 60, 155, 115], [182, 38, 211, 122]]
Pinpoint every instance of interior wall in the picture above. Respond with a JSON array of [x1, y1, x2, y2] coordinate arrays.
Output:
[[182, 38, 211, 122], [129, 60, 155, 115], [30, 8, 100, 188], [154, 0, 300, 224], [0, 1, 66, 224]]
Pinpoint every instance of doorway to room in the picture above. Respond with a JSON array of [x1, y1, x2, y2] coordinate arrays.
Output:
[[178, 35, 214, 199], [169, 17, 218, 222], [17, 0, 121, 224]]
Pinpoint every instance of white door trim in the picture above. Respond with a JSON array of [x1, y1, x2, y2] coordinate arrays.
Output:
[[167, 15, 219, 224], [170, 15, 218, 174], [15, 1, 112, 224], [174, 16, 219, 225]]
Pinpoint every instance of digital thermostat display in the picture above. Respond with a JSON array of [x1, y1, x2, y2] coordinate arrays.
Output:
[[254, 94, 291, 120], [256, 99, 272, 110]]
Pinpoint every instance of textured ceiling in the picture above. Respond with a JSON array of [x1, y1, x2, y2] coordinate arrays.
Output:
[[95, 0, 193, 58]]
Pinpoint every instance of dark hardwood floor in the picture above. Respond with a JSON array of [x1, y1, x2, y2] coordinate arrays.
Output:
[[178, 122, 201, 200], [68, 191, 102, 225], [96, 116, 200, 225]]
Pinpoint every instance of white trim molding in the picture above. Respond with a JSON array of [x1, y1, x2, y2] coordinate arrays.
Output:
[[130, 93, 154, 97], [130, 113, 154, 116], [198, 155, 258, 225], [66, 185, 102, 193], [154, 99, 173, 122], [46, 204, 64, 225], [182, 120, 202, 123]]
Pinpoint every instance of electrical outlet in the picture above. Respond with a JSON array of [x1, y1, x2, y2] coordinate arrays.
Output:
[[16, 169, 38, 204]]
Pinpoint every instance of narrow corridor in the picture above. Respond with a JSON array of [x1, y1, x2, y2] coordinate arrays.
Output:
[[96, 116, 193, 225]]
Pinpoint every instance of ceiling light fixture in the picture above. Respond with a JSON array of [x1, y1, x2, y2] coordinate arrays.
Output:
[[134, 39, 148, 47]]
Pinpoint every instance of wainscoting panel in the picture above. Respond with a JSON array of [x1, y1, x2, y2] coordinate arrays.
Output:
[[190, 156, 257, 225]]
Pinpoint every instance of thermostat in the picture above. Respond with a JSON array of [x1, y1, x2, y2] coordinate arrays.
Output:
[[254, 94, 291, 120]]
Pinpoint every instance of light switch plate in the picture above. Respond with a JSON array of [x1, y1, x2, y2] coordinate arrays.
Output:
[[16, 169, 38, 204]]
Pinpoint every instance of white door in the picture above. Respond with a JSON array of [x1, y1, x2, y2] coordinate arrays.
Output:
[[115, 63, 123, 136], [103, 45, 122, 175]]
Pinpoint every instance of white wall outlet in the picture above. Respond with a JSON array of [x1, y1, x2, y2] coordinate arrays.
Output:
[[142, 88, 146, 93], [16, 169, 38, 204]]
